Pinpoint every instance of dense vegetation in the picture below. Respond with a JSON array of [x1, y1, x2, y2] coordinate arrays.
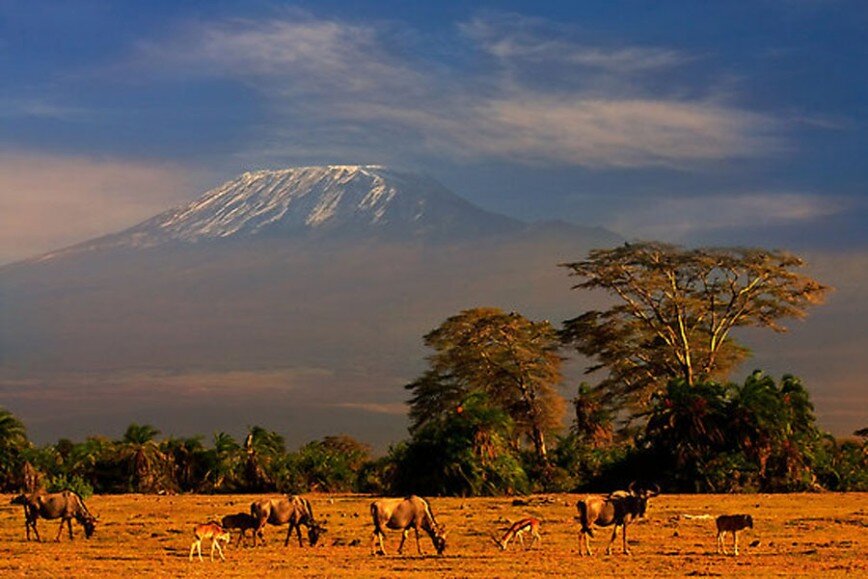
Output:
[[1, 243, 864, 495]]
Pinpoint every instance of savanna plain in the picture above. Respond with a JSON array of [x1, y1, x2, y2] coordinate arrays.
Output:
[[1, 493, 865, 577]]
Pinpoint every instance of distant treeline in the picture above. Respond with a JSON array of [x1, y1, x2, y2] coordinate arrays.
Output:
[[0, 373, 866, 499], [2, 243, 865, 496]]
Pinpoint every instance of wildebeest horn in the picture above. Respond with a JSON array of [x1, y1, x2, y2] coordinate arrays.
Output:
[[647, 483, 661, 497], [628, 481, 637, 494]]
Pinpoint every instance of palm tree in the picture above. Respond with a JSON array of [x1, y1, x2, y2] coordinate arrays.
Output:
[[206, 432, 241, 491], [162, 436, 206, 492], [644, 380, 729, 489], [0, 408, 28, 490], [242, 426, 285, 491], [119, 423, 168, 492]]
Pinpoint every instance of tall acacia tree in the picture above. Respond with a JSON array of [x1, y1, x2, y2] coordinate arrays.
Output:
[[407, 307, 565, 463], [561, 243, 829, 412]]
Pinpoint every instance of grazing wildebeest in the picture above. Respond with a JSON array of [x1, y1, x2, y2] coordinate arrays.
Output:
[[221, 512, 259, 547], [715, 514, 753, 556], [370, 495, 447, 556], [576, 482, 660, 556], [250, 495, 325, 547], [491, 517, 542, 551], [10, 489, 97, 542], [189, 522, 231, 562]]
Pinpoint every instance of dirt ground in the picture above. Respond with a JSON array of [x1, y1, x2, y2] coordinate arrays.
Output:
[[1, 492, 865, 577]]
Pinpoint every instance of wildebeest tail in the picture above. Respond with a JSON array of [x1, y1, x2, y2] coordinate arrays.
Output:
[[370, 502, 382, 535], [577, 500, 594, 537]]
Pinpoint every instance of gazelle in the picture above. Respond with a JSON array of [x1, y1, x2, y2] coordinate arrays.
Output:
[[189, 522, 231, 562], [492, 517, 542, 551]]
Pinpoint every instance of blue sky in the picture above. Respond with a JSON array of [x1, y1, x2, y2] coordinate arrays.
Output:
[[1, 0, 867, 260]]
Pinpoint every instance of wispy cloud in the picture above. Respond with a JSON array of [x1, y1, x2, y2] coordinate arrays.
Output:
[[608, 191, 849, 239], [127, 12, 782, 169], [461, 14, 691, 73]]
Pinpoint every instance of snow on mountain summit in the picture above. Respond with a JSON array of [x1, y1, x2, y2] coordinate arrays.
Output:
[[52, 165, 521, 257]]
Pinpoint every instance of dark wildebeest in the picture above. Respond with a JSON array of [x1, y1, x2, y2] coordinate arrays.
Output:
[[715, 514, 753, 556], [576, 482, 660, 556], [221, 512, 259, 547], [11, 489, 97, 542], [370, 495, 447, 556], [250, 495, 325, 547]]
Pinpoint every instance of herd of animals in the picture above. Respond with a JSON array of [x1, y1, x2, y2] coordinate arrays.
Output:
[[8, 484, 757, 563]]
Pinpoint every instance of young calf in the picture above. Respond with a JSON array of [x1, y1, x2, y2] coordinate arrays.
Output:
[[221, 513, 259, 548], [715, 514, 753, 556], [492, 517, 542, 551], [189, 522, 231, 562]]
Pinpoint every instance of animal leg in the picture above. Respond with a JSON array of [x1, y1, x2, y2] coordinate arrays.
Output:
[[531, 530, 541, 549], [605, 525, 618, 555], [213, 538, 226, 561], [517, 531, 525, 549], [414, 527, 423, 555], [55, 519, 65, 542], [622, 524, 630, 555], [284, 523, 294, 547], [67, 518, 75, 540], [190, 539, 203, 561], [717, 531, 725, 554], [296, 523, 304, 547], [253, 525, 266, 547], [372, 531, 387, 556], [397, 529, 408, 555], [733, 531, 739, 556]]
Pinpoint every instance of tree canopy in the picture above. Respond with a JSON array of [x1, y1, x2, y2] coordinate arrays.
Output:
[[560, 242, 830, 412], [407, 307, 565, 463]]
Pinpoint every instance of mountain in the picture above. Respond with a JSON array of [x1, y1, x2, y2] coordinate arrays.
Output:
[[36, 165, 521, 261], [0, 166, 620, 447]]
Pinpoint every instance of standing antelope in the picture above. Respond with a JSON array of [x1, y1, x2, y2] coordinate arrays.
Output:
[[492, 517, 542, 551], [189, 522, 231, 562], [715, 514, 753, 556]]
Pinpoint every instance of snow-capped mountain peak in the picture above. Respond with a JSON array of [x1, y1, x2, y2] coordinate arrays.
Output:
[[47, 165, 521, 258]]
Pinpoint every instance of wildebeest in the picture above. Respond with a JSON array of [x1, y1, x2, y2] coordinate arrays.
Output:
[[576, 482, 660, 556], [10, 489, 97, 542], [491, 517, 542, 551], [221, 512, 259, 547], [250, 495, 325, 547], [370, 495, 446, 556], [716, 514, 753, 556], [189, 522, 231, 562]]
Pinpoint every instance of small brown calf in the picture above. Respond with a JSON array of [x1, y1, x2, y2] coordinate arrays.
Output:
[[715, 514, 753, 556], [189, 522, 231, 562], [221, 513, 259, 547]]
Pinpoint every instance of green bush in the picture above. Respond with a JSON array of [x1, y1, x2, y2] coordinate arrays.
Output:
[[46, 474, 94, 499]]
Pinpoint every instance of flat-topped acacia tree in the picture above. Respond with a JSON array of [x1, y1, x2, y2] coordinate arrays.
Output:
[[560, 242, 830, 414]]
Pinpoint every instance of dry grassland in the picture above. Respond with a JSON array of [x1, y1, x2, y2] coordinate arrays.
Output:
[[1, 493, 865, 577]]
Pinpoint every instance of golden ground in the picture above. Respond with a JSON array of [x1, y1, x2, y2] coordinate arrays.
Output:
[[1, 492, 865, 577]]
